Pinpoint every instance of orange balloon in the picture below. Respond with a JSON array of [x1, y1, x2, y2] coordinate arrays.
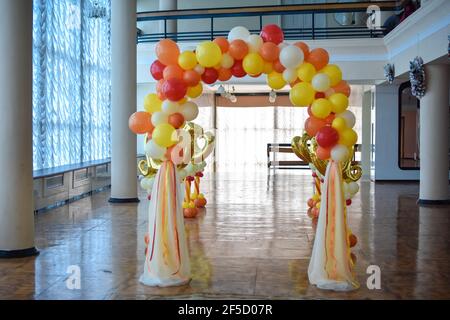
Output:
[[213, 37, 229, 53], [316, 146, 331, 160], [333, 80, 351, 97], [293, 41, 310, 59], [228, 39, 248, 60], [156, 39, 180, 66], [305, 116, 327, 137], [129, 111, 153, 134], [259, 42, 280, 62], [324, 113, 335, 124], [183, 69, 201, 86], [306, 48, 329, 71], [156, 79, 166, 100], [218, 67, 232, 81], [168, 112, 185, 129], [273, 59, 285, 73], [163, 64, 184, 80]]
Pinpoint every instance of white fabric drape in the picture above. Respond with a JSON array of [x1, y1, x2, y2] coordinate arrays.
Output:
[[32, 0, 111, 170]]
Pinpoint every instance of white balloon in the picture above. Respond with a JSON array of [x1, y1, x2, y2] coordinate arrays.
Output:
[[331, 144, 349, 162], [311, 73, 331, 92], [228, 26, 250, 42], [279, 45, 304, 69], [178, 169, 188, 180], [282, 68, 297, 83], [180, 101, 199, 121], [344, 191, 352, 200], [185, 163, 195, 176], [220, 53, 234, 69], [194, 64, 205, 75], [347, 181, 359, 195], [161, 100, 179, 115], [145, 139, 166, 160], [140, 177, 155, 191], [246, 34, 263, 53], [151, 111, 168, 126], [338, 110, 356, 128]]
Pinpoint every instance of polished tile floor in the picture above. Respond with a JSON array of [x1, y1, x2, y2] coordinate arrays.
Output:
[[0, 171, 449, 299]]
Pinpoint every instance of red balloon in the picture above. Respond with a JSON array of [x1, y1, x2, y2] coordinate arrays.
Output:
[[315, 92, 325, 99], [305, 117, 326, 137], [162, 78, 187, 101], [316, 126, 339, 149], [230, 60, 246, 78], [150, 60, 166, 80], [260, 24, 284, 45], [201, 68, 219, 84]]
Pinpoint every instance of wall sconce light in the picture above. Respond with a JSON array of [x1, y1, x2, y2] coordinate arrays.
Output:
[[269, 89, 277, 103]]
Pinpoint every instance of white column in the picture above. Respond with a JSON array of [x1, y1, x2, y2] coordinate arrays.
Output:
[[110, 0, 139, 203], [0, 0, 37, 257], [159, 0, 177, 37], [419, 64, 449, 203]]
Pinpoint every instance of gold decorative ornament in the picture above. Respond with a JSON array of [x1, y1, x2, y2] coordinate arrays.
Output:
[[291, 133, 362, 183], [138, 122, 215, 178]]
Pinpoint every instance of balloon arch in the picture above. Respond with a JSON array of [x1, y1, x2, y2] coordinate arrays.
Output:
[[129, 24, 361, 291]]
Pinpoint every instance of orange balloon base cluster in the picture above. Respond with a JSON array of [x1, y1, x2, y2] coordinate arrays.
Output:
[[183, 207, 199, 219]]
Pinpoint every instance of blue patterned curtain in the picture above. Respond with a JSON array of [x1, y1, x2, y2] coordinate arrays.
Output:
[[32, 0, 111, 170]]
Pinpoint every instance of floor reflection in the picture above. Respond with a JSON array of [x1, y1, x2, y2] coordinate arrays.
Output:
[[0, 171, 448, 299]]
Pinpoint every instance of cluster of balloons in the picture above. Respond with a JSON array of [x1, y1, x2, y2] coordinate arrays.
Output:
[[130, 24, 357, 165]]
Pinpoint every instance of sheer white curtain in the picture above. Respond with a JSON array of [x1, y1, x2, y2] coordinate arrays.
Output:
[[214, 106, 307, 173], [193, 88, 363, 174], [32, 0, 111, 170]]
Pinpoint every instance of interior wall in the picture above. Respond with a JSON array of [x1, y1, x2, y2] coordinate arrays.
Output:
[[374, 84, 420, 180]]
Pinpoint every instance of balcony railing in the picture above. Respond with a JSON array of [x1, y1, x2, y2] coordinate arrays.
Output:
[[137, 1, 398, 43]]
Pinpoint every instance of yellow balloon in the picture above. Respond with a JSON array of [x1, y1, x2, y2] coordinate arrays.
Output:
[[339, 128, 358, 147], [322, 64, 342, 86], [289, 82, 315, 106], [331, 117, 347, 132], [267, 71, 286, 90], [196, 41, 222, 68], [328, 93, 349, 113], [152, 123, 177, 147], [144, 93, 162, 113], [297, 62, 316, 82], [262, 61, 273, 74], [311, 98, 332, 119], [187, 83, 203, 98], [178, 51, 197, 70], [242, 53, 264, 76]]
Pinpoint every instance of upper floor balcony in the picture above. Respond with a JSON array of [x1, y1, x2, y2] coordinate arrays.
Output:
[[137, 1, 398, 43], [136, 0, 449, 84]]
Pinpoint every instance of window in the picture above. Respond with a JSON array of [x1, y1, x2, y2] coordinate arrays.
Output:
[[398, 81, 420, 170], [32, 0, 111, 170]]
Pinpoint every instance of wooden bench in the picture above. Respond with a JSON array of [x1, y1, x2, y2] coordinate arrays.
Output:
[[267, 143, 308, 169], [267, 143, 362, 169]]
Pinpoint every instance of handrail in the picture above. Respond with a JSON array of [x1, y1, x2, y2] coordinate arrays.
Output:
[[137, 1, 398, 21]]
